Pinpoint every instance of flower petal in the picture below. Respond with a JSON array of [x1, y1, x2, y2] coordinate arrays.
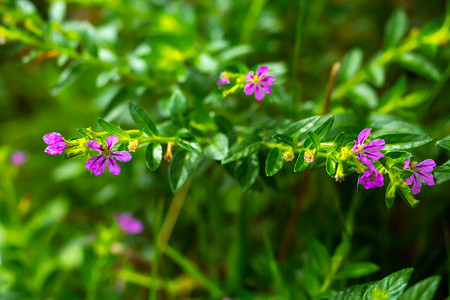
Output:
[[43, 132, 64, 145], [352, 140, 359, 152], [261, 75, 275, 85], [411, 174, 422, 194], [108, 158, 121, 175], [364, 150, 384, 161], [86, 140, 103, 152], [260, 84, 272, 95], [86, 155, 107, 176], [417, 159, 436, 172], [244, 83, 255, 95], [257, 66, 269, 77], [44, 142, 65, 155], [255, 86, 265, 101], [405, 174, 414, 185], [357, 154, 375, 169], [112, 151, 132, 162], [245, 71, 254, 82], [358, 128, 372, 145], [403, 156, 411, 169], [364, 139, 385, 152], [417, 171, 435, 186], [106, 135, 119, 150]]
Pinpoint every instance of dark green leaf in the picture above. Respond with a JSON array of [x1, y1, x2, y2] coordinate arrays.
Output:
[[50, 63, 83, 96], [326, 156, 337, 177], [129, 102, 159, 137], [203, 133, 229, 160], [222, 136, 262, 164], [177, 132, 202, 154], [294, 151, 309, 172], [308, 239, 330, 278], [170, 89, 188, 126], [366, 268, 413, 299], [272, 134, 295, 147], [265, 148, 285, 177], [397, 53, 441, 81], [284, 116, 320, 141], [384, 10, 408, 49], [436, 135, 450, 151], [349, 83, 378, 109], [399, 276, 441, 300], [146, 143, 162, 171], [328, 132, 344, 154], [168, 150, 199, 193], [235, 155, 259, 192], [307, 132, 321, 150], [98, 118, 131, 139], [385, 182, 396, 209]]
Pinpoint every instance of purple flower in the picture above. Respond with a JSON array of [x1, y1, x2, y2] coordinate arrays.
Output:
[[244, 66, 275, 101], [217, 72, 231, 86], [10, 151, 28, 166], [404, 156, 435, 194], [85, 135, 132, 176], [43, 132, 66, 155], [115, 212, 144, 235], [352, 128, 385, 168], [358, 168, 384, 189]]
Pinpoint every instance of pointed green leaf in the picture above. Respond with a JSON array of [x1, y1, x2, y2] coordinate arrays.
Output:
[[436, 135, 450, 151], [284, 116, 320, 141], [235, 155, 259, 192], [203, 133, 229, 160], [349, 83, 378, 109], [397, 53, 441, 81], [168, 150, 199, 193], [272, 134, 295, 147], [222, 136, 262, 164], [336, 262, 380, 280], [265, 148, 285, 176], [326, 156, 337, 177], [366, 268, 413, 300], [170, 89, 188, 126], [399, 276, 441, 300], [294, 151, 310, 172], [146, 143, 162, 171], [384, 10, 408, 49], [328, 132, 345, 154], [338, 48, 363, 82], [98, 118, 130, 139], [129, 102, 159, 137]]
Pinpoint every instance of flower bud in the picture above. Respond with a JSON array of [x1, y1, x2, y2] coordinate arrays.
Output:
[[304, 150, 315, 163], [128, 139, 139, 152], [283, 149, 295, 161]]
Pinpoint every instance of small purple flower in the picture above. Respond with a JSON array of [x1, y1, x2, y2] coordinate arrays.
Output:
[[10, 151, 28, 166], [404, 156, 435, 194], [244, 66, 275, 101], [352, 128, 385, 168], [115, 212, 144, 235], [85, 135, 132, 176], [43, 132, 66, 155], [217, 72, 231, 86], [358, 168, 384, 189]]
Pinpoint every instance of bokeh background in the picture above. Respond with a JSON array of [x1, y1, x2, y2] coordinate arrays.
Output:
[[0, 0, 449, 299]]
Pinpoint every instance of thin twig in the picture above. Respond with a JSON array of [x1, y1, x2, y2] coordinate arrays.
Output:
[[323, 62, 341, 115]]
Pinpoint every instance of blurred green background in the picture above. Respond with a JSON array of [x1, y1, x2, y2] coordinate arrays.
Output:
[[0, 0, 449, 299]]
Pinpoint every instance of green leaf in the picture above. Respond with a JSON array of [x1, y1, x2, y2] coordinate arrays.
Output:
[[168, 150, 199, 193], [326, 156, 337, 177], [379, 76, 407, 108], [307, 132, 321, 150], [384, 10, 408, 49], [146, 143, 162, 171], [366, 54, 386, 88], [308, 239, 330, 278], [366, 268, 413, 300], [328, 132, 345, 154], [283, 116, 320, 141], [434, 160, 450, 185], [385, 151, 411, 165], [98, 118, 131, 139], [170, 89, 188, 126], [398, 188, 420, 208], [76, 128, 92, 139], [265, 148, 285, 176], [349, 83, 378, 109], [294, 151, 309, 172], [371, 122, 433, 150], [336, 262, 380, 280], [235, 155, 259, 192], [203, 133, 229, 161], [272, 134, 295, 147], [385, 182, 396, 209], [303, 115, 335, 149], [49, 1, 66, 22], [50, 62, 83, 96], [129, 102, 159, 137], [338, 48, 363, 82], [399, 276, 441, 300], [222, 136, 262, 164], [397, 53, 441, 81], [436, 135, 450, 151]]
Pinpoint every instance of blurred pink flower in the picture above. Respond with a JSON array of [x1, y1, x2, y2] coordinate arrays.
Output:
[[115, 212, 144, 235], [10, 151, 28, 166]]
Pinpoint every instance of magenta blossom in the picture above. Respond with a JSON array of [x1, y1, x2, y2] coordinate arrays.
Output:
[[85, 135, 132, 176], [353, 128, 385, 168], [404, 156, 435, 194], [43, 132, 66, 155], [10, 151, 28, 166], [217, 72, 231, 86], [115, 212, 144, 234], [244, 66, 275, 101], [358, 168, 384, 189]]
